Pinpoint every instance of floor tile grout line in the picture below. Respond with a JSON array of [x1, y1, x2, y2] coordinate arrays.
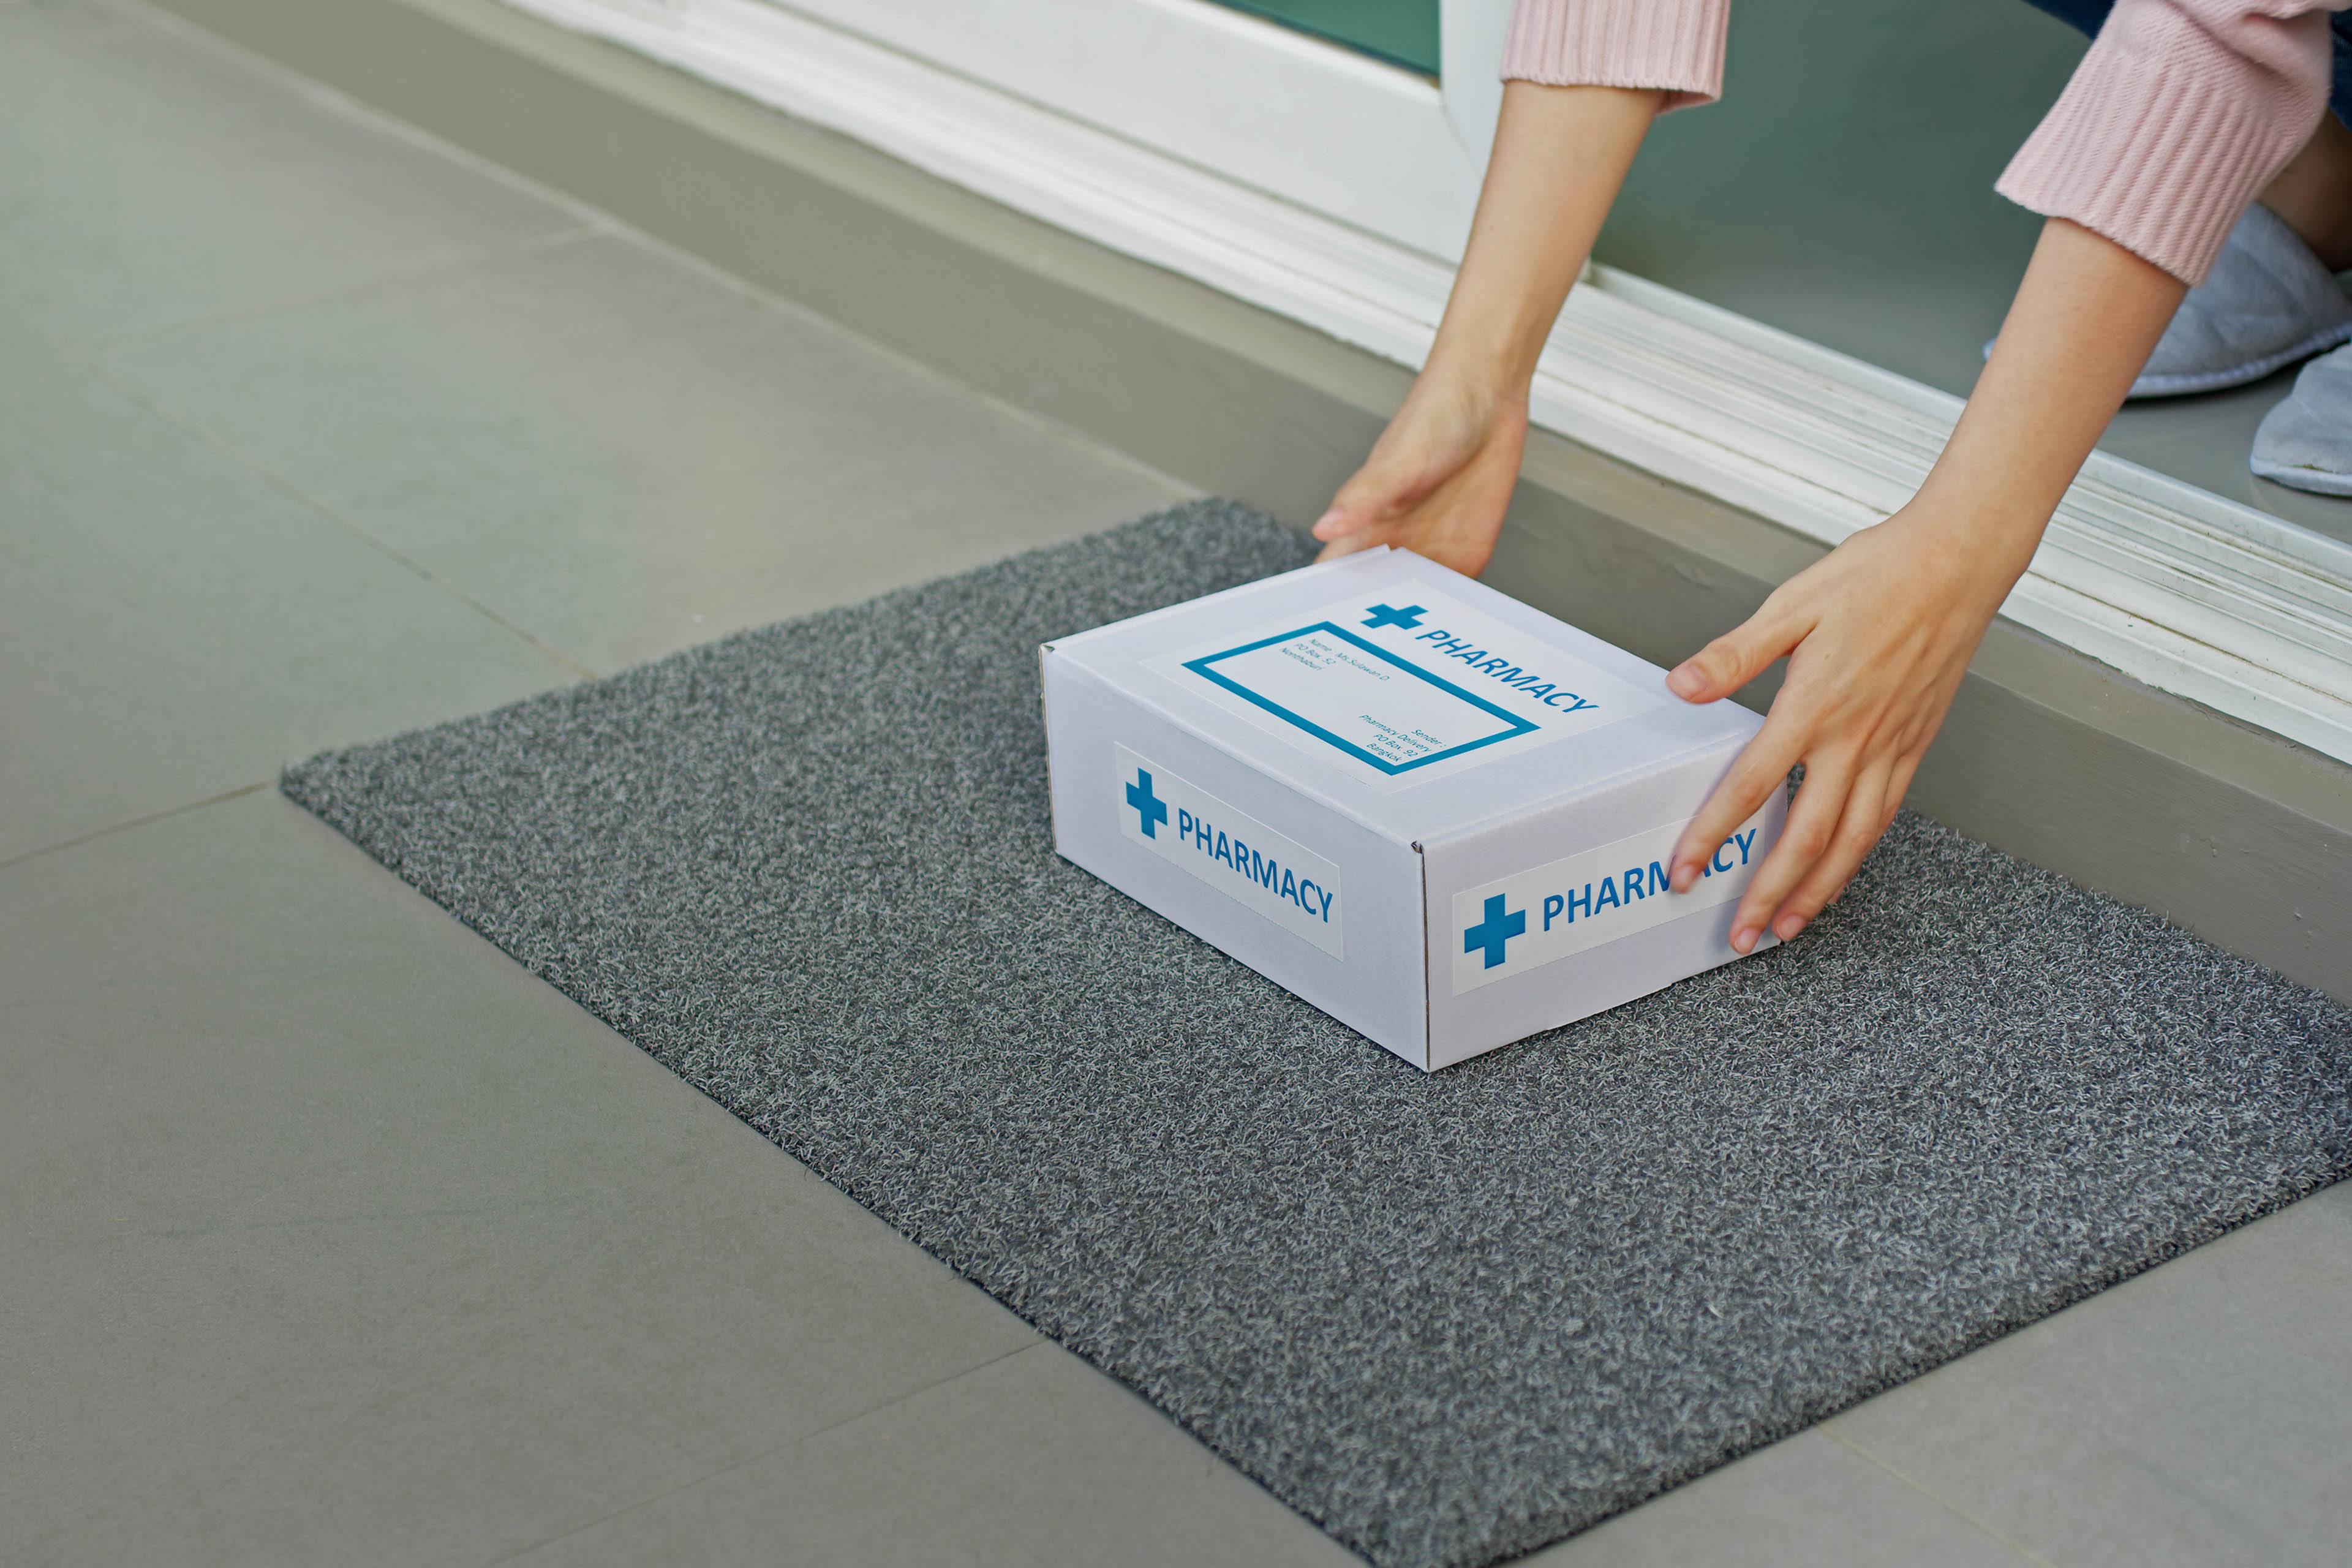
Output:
[[1815, 1420, 2060, 1568], [125, 0, 1202, 508], [468, 1338, 1052, 1567], [578, 208, 1205, 505], [36, 2, 611, 378], [0, 780, 271, 873], [88, 360, 605, 684], [85, 223, 607, 359], [123, 0, 635, 239]]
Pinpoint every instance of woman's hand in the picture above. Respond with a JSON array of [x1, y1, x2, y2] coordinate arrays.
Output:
[[1310, 81, 1662, 576], [1663, 503, 2025, 952], [1663, 217, 2187, 951], [1311, 375, 1529, 576]]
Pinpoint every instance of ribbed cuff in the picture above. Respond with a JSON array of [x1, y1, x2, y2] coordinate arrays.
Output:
[[1499, 0, 1731, 112], [1997, 6, 2329, 285]]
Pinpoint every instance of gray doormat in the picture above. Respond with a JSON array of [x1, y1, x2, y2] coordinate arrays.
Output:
[[285, 501, 2352, 1568]]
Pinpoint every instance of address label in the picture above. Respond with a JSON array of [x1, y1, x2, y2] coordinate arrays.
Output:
[[1160, 580, 1662, 789]]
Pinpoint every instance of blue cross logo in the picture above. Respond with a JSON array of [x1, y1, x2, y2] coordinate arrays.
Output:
[[1362, 603, 1427, 630], [1463, 895, 1526, 970], [1125, 767, 1169, 839]]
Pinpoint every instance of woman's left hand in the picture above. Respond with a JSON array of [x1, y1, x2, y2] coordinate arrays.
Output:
[[1662, 499, 2032, 952], [1661, 219, 2189, 951]]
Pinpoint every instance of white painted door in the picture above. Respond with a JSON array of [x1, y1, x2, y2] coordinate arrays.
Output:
[[790, 0, 1508, 258], [610, 0, 1512, 261]]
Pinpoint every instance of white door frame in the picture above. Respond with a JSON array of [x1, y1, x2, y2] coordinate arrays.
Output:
[[500, 0, 2352, 766], [773, 0, 1509, 260]]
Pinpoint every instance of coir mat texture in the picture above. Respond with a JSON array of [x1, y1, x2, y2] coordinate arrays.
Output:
[[283, 501, 2352, 1568]]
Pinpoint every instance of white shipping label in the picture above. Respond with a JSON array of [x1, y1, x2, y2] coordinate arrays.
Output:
[[1112, 746, 1343, 958], [1156, 580, 1664, 788], [1449, 807, 1777, 994]]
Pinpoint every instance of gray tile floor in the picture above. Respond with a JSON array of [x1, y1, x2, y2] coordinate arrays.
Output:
[[7, 3, 2348, 1564]]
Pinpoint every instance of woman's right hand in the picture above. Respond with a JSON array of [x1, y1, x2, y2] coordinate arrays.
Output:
[[1306, 80, 1661, 579], [1310, 371, 1529, 578]]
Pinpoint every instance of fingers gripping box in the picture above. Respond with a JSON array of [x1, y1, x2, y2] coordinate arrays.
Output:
[[1041, 547, 1785, 1071]]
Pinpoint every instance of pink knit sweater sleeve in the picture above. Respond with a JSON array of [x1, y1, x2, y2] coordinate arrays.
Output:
[[1500, 0, 1730, 111], [1502, 0, 2345, 287], [1999, 1, 2345, 284]]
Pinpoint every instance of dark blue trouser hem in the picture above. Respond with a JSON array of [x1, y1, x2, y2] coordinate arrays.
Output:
[[2019, 0, 2352, 130]]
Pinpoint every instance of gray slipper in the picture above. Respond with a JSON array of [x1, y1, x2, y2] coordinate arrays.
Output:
[[2135, 205, 2352, 397], [2251, 342, 2352, 496], [1985, 203, 2352, 399]]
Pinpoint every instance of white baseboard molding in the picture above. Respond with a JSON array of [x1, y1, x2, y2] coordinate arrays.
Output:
[[504, 0, 2352, 766]]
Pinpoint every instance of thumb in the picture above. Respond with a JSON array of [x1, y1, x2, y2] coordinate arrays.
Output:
[[1313, 453, 1421, 543], [1313, 527, 1387, 563], [1313, 410, 1474, 543], [1667, 603, 1803, 703]]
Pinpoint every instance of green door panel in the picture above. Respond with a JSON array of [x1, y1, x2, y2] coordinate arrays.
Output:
[[1210, 1, 1441, 75]]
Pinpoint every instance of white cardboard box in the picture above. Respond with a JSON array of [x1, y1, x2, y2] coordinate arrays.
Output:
[[1041, 547, 1787, 1070]]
